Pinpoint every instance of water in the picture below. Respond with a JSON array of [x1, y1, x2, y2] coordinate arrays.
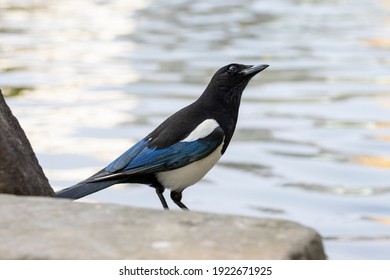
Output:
[[1, 0, 390, 259]]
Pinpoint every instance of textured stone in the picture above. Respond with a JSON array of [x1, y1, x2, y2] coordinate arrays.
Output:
[[0, 90, 53, 196], [0, 194, 326, 259]]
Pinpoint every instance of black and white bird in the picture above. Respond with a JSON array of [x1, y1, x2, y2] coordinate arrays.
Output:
[[55, 63, 269, 210]]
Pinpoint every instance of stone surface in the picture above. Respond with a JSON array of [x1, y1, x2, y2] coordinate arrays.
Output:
[[0, 194, 326, 259], [0, 90, 54, 196]]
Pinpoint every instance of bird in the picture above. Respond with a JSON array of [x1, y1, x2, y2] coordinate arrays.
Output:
[[55, 63, 269, 210]]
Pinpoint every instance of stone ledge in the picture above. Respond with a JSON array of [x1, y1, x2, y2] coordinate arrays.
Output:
[[0, 194, 326, 259]]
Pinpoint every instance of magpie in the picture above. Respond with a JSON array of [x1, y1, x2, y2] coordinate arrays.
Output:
[[55, 63, 269, 210]]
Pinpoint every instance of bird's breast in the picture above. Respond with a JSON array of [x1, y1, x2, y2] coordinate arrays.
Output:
[[156, 142, 223, 191]]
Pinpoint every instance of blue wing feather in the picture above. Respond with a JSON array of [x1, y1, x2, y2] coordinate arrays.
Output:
[[91, 127, 224, 181], [105, 140, 149, 172]]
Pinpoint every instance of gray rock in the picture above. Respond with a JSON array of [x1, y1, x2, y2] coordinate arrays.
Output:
[[0, 194, 326, 259], [0, 90, 54, 196]]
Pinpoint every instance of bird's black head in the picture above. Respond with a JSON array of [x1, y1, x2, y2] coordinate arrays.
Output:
[[200, 63, 269, 114]]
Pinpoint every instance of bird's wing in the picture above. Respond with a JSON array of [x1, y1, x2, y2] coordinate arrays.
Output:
[[86, 126, 224, 182]]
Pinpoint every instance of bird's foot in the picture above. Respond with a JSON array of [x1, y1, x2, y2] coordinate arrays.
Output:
[[171, 191, 190, 211]]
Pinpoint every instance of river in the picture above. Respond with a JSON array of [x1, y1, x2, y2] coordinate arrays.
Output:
[[1, 0, 390, 259]]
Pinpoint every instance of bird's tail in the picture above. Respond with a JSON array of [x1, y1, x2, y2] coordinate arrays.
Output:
[[55, 179, 123, 200]]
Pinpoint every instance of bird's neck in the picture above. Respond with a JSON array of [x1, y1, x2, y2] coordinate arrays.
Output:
[[198, 85, 241, 121], [196, 88, 241, 154]]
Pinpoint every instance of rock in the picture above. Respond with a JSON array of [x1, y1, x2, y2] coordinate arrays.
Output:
[[0, 194, 326, 259], [0, 90, 54, 196]]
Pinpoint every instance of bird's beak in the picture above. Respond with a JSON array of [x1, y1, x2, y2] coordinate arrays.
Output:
[[240, 64, 269, 76]]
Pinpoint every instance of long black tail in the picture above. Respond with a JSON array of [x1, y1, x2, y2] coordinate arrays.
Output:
[[55, 179, 123, 200]]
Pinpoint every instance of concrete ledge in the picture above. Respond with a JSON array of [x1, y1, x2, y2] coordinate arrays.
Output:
[[0, 194, 326, 259]]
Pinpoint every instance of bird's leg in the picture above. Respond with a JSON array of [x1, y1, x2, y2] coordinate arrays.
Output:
[[170, 190, 189, 211], [154, 185, 169, 210]]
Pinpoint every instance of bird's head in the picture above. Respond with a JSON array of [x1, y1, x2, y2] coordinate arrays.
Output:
[[202, 63, 269, 110]]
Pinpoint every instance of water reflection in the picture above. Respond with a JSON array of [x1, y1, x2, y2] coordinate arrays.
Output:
[[1, 0, 390, 259], [282, 182, 390, 196]]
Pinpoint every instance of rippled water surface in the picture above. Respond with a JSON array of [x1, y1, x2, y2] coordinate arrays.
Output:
[[1, 0, 390, 259]]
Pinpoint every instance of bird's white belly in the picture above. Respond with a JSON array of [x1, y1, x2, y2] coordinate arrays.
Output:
[[156, 143, 223, 191]]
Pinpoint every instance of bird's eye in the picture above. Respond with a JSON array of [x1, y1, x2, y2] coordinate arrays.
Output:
[[228, 65, 238, 74]]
